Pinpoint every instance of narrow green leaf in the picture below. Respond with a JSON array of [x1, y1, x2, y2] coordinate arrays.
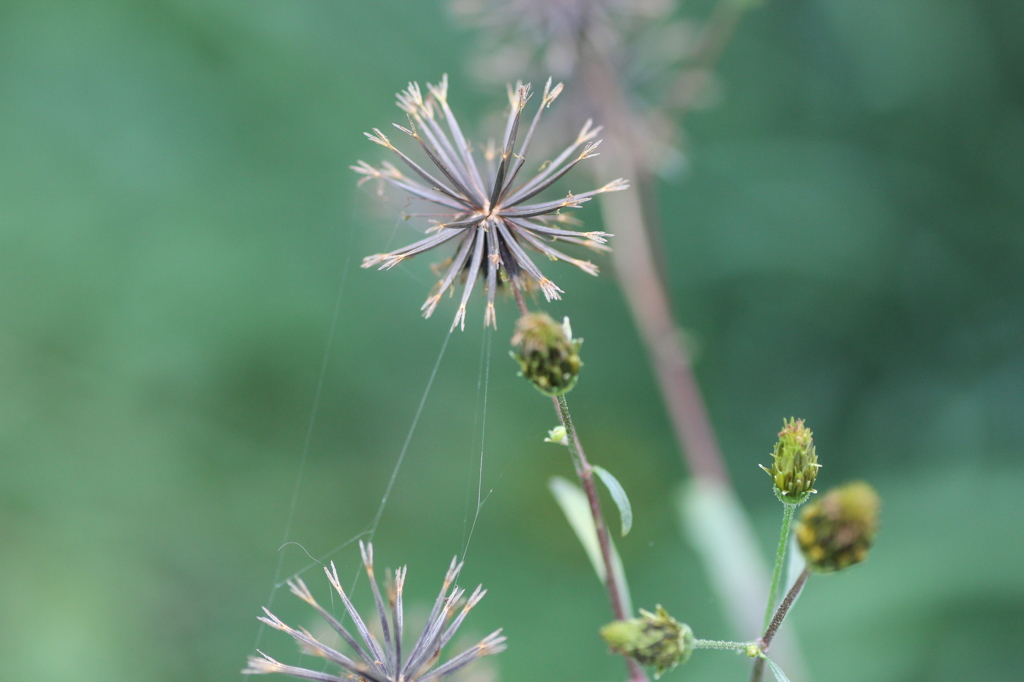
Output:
[[592, 465, 633, 536], [548, 476, 633, 615], [765, 657, 791, 682]]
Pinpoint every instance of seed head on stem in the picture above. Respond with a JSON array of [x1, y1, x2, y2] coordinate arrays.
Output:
[[355, 75, 627, 331]]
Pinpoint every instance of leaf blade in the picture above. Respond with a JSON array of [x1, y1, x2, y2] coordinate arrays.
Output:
[[765, 657, 791, 682], [548, 476, 633, 615], [592, 465, 633, 536]]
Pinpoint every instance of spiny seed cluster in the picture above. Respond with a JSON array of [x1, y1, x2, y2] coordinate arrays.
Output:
[[355, 75, 627, 331]]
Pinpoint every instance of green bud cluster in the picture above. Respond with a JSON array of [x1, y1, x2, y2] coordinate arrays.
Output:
[[510, 313, 582, 396], [796, 481, 881, 573], [600, 606, 694, 678], [760, 418, 820, 503]]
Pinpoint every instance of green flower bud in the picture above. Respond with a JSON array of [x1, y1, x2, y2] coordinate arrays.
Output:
[[796, 481, 881, 573], [759, 418, 820, 503], [510, 313, 582, 396], [544, 425, 568, 445], [600, 606, 694, 679]]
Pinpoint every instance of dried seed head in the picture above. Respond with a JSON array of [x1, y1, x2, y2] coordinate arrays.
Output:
[[356, 76, 626, 331], [243, 543, 505, 682], [600, 605, 694, 679], [510, 313, 582, 396], [796, 481, 881, 573], [759, 418, 820, 504]]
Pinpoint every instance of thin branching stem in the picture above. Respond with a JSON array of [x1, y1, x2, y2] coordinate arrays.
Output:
[[751, 568, 811, 682], [512, 286, 647, 682], [763, 502, 797, 630]]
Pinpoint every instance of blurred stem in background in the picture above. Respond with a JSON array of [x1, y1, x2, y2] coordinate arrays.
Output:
[[573, 0, 793, 652], [454, 0, 804, 671]]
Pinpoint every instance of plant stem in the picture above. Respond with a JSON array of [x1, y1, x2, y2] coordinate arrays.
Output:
[[751, 568, 810, 682], [578, 35, 731, 486], [694, 639, 750, 652], [512, 287, 648, 682], [762, 502, 797, 631], [554, 394, 624, 612]]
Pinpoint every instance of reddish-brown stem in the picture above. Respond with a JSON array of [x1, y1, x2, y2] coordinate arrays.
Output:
[[751, 568, 811, 682], [579, 53, 729, 485], [512, 285, 648, 682]]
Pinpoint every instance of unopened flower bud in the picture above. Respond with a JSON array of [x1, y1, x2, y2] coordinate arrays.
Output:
[[600, 606, 694, 679], [796, 481, 881, 573], [544, 425, 568, 445], [510, 313, 582, 396], [759, 418, 820, 503]]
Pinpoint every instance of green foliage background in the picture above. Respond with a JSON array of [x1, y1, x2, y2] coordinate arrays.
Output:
[[1, 1, 1022, 681]]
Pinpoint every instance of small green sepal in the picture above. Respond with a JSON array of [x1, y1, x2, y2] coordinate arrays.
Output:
[[592, 465, 633, 536]]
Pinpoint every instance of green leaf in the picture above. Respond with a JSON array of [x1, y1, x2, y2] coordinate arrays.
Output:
[[765, 657, 791, 682], [548, 476, 633, 615], [592, 465, 633, 536]]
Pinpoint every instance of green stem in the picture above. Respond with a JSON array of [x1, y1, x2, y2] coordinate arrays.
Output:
[[555, 394, 586, 476], [762, 502, 796, 631], [693, 639, 750, 652]]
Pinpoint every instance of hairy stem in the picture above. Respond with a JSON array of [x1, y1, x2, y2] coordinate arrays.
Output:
[[694, 639, 750, 652], [763, 502, 797, 631], [554, 394, 625, 615], [513, 286, 647, 682], [751, 568, 811, 682]]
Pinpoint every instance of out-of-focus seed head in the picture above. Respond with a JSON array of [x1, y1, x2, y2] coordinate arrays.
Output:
[[796, 481, 881, 573], [450, 0, 678, 81], [759, 417, 820, 504], [449, 0, 723, 176], [600, 605, 694, 679], [510, 313, 582, 396]]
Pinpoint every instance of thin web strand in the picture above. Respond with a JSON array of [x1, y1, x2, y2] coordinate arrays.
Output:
[[247, 226, 354, 674], [461, 327, 492, 563], [460, 328, 489, 550]]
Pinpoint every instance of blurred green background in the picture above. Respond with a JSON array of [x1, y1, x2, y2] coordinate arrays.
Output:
[[2, 1, 1022, 681]]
